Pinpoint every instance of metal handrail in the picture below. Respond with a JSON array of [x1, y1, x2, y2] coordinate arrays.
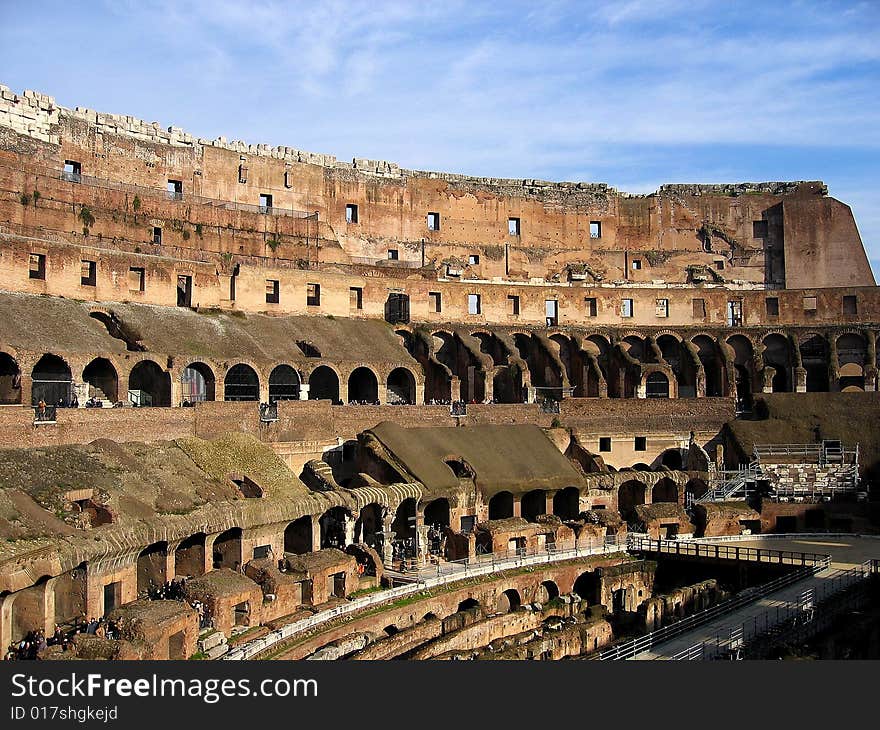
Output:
[[627, 536, 829, 567]]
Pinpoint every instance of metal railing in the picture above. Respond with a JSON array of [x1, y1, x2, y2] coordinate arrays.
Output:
[[259, 403, 279, 422], [597, 558, 827, 661], [672, 559, 875, 660], [627, 536, 830, 567], [223, 535, 628, 660]]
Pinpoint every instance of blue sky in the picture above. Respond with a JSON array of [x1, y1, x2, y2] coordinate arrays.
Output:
[[2, 0, 878, 276]]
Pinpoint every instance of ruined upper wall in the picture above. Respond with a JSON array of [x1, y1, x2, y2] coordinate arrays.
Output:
[[0, 84, 821, 199]]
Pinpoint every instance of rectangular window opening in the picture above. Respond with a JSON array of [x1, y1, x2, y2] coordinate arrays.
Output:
[[843, 295, 857, 315], [345, 204, 359, 224], [621, 298, 633, 318], [714, 259, 725, 270], [727, 300, 743, 327], [693, 298, 706, 319], [634, 436, 647, 452], [153, 226, 162, 244], [599, 437, 612, 453], [545, 299, 558, 326], [284, 169, 292, 189], [467, 293, 481, 315], [766, 297, 779, 316], [427, 212, 440, 231], [177, 275, 192, 307], [62, 160, 81, 183], [266, 279, 280, 304], [803, 296, 817, 312], [585, 297, 598, 317], [167, 179, 183, 200], [387, 249, 399, 260], [508, 295, 520, 316], [238, 164, 248, 184], [350, 286, 363, 310], [508, 217, 521, 236], [429, 291, 442, 313], [28, 253, 46, 280], [631, 259, 642, 270], [259, 193, 273, 213], [468, 254, 480, 265], [129, 267, 145, 292], [656, 298, 668, 318], [589, 221, 602, 239], [307, 282, 321, 307], [81, 259, 96, 287]]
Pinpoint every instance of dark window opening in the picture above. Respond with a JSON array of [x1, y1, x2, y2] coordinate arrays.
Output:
[[259, 193, 273, 213], [385, 293, 410, 324], [621, 299, 633, 318], [714, 259, 725, 270], [297, 340, 321, 358], [284, 170, 292, 188], [29, 253, 45, 280], [307, 282, 321, 307], [753, 220, 768, 238], [599, 437, 612, 452], [167, 179, 183, 200], [81, 260, 96, 287], [843, 295, 858, 315], [153, 227, 162, 244], [238, 164, 248, 183], [427, 212, 440, 231], [266, 279, 279, 304], [508, 295, 520, 316], [176, 275, 192, 307], [508, 217, 520, 236], [350, 287, 363, 310], [468, 254, 480, 265], [631, 259, 642, 270], [766, 297, 779, 316], [634, 436, 647, 451], [585, 297, 597, 317], [129, 267, 145, 292], [727, 300, 743, 327], [589, 221, 601, 239], [429, 291, 442, 313], [345, 204, 358, 223], [387, 249, 399, 260]]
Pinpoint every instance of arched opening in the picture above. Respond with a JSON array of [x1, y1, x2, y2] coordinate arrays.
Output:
[[552, 487, 581, 521], [633, 463, 652, 471], [488, 491, 514, 520], [224, 364, 259, 401], [652, 478, 678, 503], [423, 498, 450, 529], [800, 335, 829, 392], [685, 478, 708, 506], [645, 371, 670, 398], [618, 480, 647, 520], [839, 362, 865, 392], [309, 366, 340, 403], [355, 504, 384, 550], [657, 335, 695, 398], [212, 528, 242, 570], [734, 364, 752, 411], [11, 576, 52, 643], [537, 580, 560, 603], [495, 588, 521, 614], [31, 354, 72, 405], [492, 365, 523, 404], [181, 362, 215, 403], [320, 507, 350, 549], [521, 489, 546, 522], [82, 357, 118, 403], [175, 533, 206, 578], [386, 367, 416, 405], [583, 335, 611, 398], [137, 541, 169, 595], [457, 597, 480, 612], [660, 449, 683, 470], [763, 334, 791, 393], [269, 364, 301, 403], [727, 334, 754, 410], [573, 571, 601, 605], [837, 334, 868, 391], [348, 367, 379, 404], [0, 352, 21, 404], [284, 516, 313, 555], [392, 498, 416, 542], [128, 360, 171, 406], [383, 624, 399, 636], [693, 335, 723, 397]]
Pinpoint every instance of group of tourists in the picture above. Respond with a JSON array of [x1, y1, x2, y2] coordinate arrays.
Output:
[[4, 616, 121, 660]]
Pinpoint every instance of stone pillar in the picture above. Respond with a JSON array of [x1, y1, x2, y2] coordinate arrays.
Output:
[[377, 383, 388, 406], [338, 378, 348, 405], [415, 382, 425, 405], [545, 492, 555, 517], [299, 383, 310, 400], [170, 376, 182, 407], [416, 524, 430, 567], [344, 515, 356, 548], [513, 495, 522, 518], [0, 591, 15, 650], [450, 376, 460, 402], [204, 532, 221, 573], [794, 366, 807, 393], [259, 381, 270, 404], [311, 518, 322, 553], [761, 366, 774, 393]]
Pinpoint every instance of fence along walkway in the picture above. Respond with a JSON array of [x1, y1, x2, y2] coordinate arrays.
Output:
[[223, 535, 628, 660]]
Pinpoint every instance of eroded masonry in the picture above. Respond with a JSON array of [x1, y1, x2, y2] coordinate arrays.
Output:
[[0, 86, 877, 661]]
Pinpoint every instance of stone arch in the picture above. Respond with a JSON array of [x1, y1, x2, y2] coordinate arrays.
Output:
[[31, 353, 72, 405], [320, 506, 351, 549], [175, 533, 206, 578], [573, 570, 601, 605], [457, 597, 480, 612], [645, 371, 670, 398], [800, 334, 829, 392], [521, 489, 547, 522], [386, 367, 416, 405], [308, 365, 340, 403], [652, 477, 678, 504], [268, 364, 301, 402], [0, 351, 21, 404], [284, 516, 314, 555], [657, 334, 695, 398], [137, 541, 169, 595], [10, 576, 53, 642], [347, 366, 379, 404], [224, 363, 259, 401], [488, 491, 514, 520], [552, 487, 581, 520], [82, 357, 118, 403], [659, 448, 683, 470], [392, 498, 417, 542], [763, 333, 792, 392], [692, 334, 723, 397], [181, 362, 216, 403], [128, 359, 171, 406], [618, 480, 647, 520], [212, 527, 243, 570], [423, 498, 450, 529], [537, 580, 560, 603], [355, 504, 384, 550], [495, 588, 521, 614]]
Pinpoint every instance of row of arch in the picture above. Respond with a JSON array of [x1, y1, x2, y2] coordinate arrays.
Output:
[[0, 352, 419, 407]]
